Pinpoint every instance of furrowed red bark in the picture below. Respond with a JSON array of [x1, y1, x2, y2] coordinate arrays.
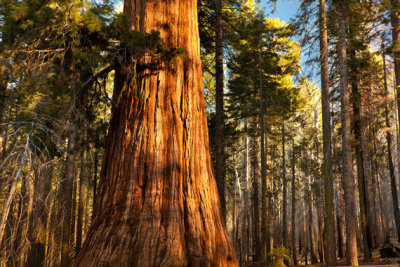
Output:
[[75, 0, 238, 266]]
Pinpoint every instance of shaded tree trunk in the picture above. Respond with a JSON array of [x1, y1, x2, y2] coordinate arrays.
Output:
[[75, 1, 237, 266], [26, 166, 53, 266], [291, 137, 297, 266], [241, 134, 251, 264], [337, 4, 358, 265], [76, 142, 86, 254], [318, 0, 336, 264], [350, 48, 372, 262], [384, 46, 400, 242], [252, 133, 261, 263], [92, 146, 99, 215], [282, 124, 288, 250], [260, 49, 267, 264], [61, 126, 76, 267], [308, 176, 318, 264], [215, 0, 226, 224]]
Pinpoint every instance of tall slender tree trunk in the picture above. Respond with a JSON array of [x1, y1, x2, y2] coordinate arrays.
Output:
[[0, 124, 33, 248], [260, 49, 268, 265], [318, 0, 336, 264], [76, 141, 86, 254], [26, 166, 53, 266], [215, 0, 226, 224], [75, 1, 237, 266], [61, 126, 76, 267], [317, 202, 325, 263], [252, 133, 261, 263], [92, 146, 99, 214], [333, 122, 346, 260], [337, 4, 358, 265], [350, 49, 372, 262], [291, 137, 297, 266], [282, 124, 288, 250], [383, 50, 400, 242], [336, 179, 346, 260], [242, 134, 250, 264], [308, 176, 318, 264]]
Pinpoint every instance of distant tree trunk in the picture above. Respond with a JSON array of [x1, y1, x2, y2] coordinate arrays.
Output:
[[61, 126, 76, 267], [308, 176, 318, 264], [337, 4, 358, 265], [26, 166, 53, 266], [260, 49, 268, 264], [75, 1, 237, 266], [241, 134, 251, 264], [383, 49, 400, 243], [370, 150, 383, 247], [317, 201, 325, 263], [76, 141, 86, 254], [215, 0, 226, 224], [0, 79, 6, 160], [0, 125, 33, 248], [291, 137, 297, 266], [282, 124, 288, 250], [92, 146, 99, 214], [350, 49, 372, 262], [318, 0, 336, 264], [391, 0, 400, 163], [252, 133, 261, 263], [336, 177, 347, 260]]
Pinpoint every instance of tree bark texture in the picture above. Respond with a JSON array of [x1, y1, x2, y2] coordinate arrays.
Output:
[[318, 0, 336, 264], [75, 1, 238, 266], [214, 0, 226, 224], [351, 75, 372, 263], [61, 126, 76, 267], [337, 4, 359, 265], [385, 9, 400, 238]]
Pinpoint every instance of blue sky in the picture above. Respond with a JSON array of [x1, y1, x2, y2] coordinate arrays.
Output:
[[261, 0, 299, 24], [261, 0, 318, 84]]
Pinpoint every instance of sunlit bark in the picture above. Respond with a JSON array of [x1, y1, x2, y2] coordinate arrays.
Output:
[[75, 0, 237, 266]]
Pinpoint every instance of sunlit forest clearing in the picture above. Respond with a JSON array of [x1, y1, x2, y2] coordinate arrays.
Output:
[[2, 0, 400, 266]]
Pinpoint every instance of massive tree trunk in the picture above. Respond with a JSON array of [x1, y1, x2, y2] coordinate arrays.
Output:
[[337, 4, 358, 265], [75, 1, 237, 266], [318, 0, 336, 264], [215, 0, 226, 223]]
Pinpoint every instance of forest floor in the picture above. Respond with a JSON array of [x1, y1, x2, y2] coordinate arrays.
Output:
[[296, 254, 400, 266]]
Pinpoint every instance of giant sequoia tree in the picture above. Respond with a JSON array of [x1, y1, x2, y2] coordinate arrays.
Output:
[[75, 0, 237, 266]]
